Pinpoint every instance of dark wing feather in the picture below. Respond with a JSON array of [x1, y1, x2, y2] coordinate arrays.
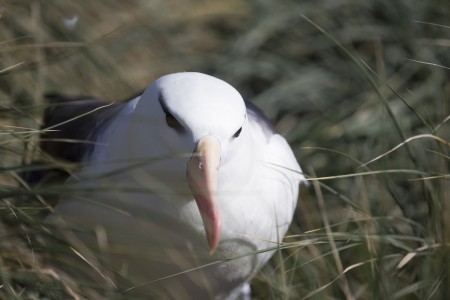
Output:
[[22, 95, 124, 188], [41, 94, 124, 163], [18, 95, 125, 210]]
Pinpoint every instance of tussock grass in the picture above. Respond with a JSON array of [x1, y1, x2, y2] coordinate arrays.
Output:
[[1, 0, 449, 299]]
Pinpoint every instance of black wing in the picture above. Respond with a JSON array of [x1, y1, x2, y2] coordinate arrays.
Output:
[[23, 95, 125, 187], [40, 94, 124, 163]]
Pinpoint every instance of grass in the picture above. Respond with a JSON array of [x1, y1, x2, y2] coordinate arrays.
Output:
[[1, 0, 449, 299]]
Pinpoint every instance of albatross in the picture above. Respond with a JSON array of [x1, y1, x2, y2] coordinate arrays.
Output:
[[39, 72, 304, 299]]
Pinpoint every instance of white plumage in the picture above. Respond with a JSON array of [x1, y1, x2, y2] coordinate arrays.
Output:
[[44, 72, 304, 299]]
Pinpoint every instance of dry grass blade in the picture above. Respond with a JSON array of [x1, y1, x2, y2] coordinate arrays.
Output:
[[361, 134, 450, 167], [309, 167, 354, 300], [405, 58, 450, 71]]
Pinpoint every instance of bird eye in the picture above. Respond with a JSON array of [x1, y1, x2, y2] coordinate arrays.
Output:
[[233, 127, 242, 138], [166, 113, 184, 131]]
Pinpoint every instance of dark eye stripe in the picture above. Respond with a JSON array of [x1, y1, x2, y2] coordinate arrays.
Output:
[[233, 127, 242, 138], [166, 113, 184, 131]]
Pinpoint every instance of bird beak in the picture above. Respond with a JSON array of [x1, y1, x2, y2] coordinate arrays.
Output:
[[187, 135, 221, 254]]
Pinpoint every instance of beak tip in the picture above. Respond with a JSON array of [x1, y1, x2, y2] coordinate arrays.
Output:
[[207, 222, 221, 255]]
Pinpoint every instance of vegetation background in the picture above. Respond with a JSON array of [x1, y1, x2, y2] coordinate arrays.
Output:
[[0, 0, 449, 299]]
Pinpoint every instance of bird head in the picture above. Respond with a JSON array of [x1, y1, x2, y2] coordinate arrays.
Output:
[[140, 72, 247, 253]]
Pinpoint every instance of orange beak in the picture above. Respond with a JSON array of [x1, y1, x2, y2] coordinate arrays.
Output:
[[186, 135, 221, 254]]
